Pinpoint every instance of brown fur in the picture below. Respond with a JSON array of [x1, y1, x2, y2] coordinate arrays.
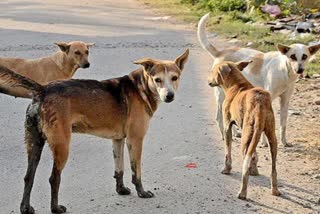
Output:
[[208, 61, 281, 199], [0, 50, 189, 214], [0, 41, 94, 98]]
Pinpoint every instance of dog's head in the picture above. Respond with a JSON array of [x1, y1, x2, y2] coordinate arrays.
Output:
[[134, 49, 189, 103], [277, 43, 320, 75], [208, 61, 251, 88], [54, 41, 95, 69]]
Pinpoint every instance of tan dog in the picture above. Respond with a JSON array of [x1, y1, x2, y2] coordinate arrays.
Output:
[[0, 41, 94, 98], [0, 49, 189, 214], [208, 61, 281, 200]]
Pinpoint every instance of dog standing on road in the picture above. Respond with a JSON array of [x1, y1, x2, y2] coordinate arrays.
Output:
[[198, 13, 320, 147], [0, 49, 189, 214], [208, 60, 281, 199], [0, 41, 94, 98]]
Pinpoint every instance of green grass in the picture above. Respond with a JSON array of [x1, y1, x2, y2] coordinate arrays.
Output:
[[139, 0, 320, 75]]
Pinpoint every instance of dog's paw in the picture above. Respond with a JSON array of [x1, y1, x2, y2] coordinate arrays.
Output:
[[51, 205, 67, 213], [237, 191, 247, 200], [20, 205, 35, 214], [249, 167, 259, 176], [117, 186, 131, 195], [137, 190, 154, 198], [221, 167, 232, 174], [272, 189, 281, 196]]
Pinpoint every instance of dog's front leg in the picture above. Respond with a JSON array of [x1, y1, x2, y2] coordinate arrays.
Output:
[[112, 139, 131, 195], [127, 136, 154, 198], [221, 124, 232, 174], [280, 91, 294, 147]]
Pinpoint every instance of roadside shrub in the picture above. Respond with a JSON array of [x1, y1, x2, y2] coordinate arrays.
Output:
[[180, 0, 246, 12], [199, 0, 246, 12]]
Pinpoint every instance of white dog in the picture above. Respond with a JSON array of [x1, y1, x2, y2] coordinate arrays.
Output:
[[198, 13, 320, 147]]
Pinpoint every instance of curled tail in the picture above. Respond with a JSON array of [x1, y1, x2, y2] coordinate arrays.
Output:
[[0, 65, 43, 99], [197, 13, 220, 58]]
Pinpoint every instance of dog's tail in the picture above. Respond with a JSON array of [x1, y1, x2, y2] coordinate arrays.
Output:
[[197, 13, 220, 58], [0, 65, 43, 99]]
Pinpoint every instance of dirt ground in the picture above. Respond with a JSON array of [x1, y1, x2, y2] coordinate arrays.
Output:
[[0, 0, 319, 213], [287, 77, 320, 160]]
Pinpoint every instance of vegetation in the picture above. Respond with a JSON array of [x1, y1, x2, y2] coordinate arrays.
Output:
[[140, 0, 320, 74]]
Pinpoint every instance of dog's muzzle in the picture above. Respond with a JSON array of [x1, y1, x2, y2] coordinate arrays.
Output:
[[164, 91, 174, 103], [208, 82, 216, 87]]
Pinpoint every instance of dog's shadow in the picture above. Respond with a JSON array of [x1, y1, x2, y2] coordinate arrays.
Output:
[[227, 172, 319, 213]]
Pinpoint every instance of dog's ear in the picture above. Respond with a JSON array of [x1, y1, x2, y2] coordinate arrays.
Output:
[[54, 42, 71, 53], [277, 44, 291, 55], [86, 43, 95, 48], [236, 60, 252, 71], [308, 43, 320, 55], [133, 58, 156, 73], [175, 49, 189, 71]]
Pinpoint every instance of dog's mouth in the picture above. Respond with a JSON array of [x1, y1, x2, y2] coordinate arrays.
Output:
[[164, 97, 174, 103], [208, 82, 218, 87], [162, 91, 175, 103]]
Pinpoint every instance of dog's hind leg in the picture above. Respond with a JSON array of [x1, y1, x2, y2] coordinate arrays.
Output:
[[265, 124, 281, 196], [221, 124, 232, 174], [47, 126, 71, 213], [238, 125, 261, 200], [113, 139, 131, 195], [214, 87, 225, 140], [20, 105, 45, 214], [239, 121, 258, 176]]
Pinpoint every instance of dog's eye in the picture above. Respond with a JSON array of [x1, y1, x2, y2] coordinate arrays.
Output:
[[85, 50, 89, 55], [155, 78, 162, 83], [172, 76, 178, 81], [75, 51, 81, 55], [290, 54, 297, 61], [302, 54, 308, 60]]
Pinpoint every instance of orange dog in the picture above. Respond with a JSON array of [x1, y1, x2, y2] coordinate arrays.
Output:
[[208, 61, 281, 199]]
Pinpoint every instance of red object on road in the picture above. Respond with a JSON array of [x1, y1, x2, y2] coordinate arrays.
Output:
[[185, 163, 197, 168]]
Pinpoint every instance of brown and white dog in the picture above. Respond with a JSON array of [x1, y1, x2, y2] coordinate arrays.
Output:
[[0, 49, 189, 214], [208, 60, 281, 200], [0, 41, 94, 98], [198, 13, 320, 147]]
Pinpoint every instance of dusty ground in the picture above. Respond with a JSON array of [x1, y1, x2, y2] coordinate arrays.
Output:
[[287, 78, 320, 159], [0, 0, 319, 213]]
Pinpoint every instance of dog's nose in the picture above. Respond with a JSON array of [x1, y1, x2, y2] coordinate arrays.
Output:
[[297, 68, 304, 74], [83, 63, 90, 68], [208, 82, 214, 87], [165, 92, 174, 103]]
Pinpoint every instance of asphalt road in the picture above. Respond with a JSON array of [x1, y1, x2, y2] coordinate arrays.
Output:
[[0, 1, 318, 214]]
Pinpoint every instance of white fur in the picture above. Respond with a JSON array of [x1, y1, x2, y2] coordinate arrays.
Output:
[[157, 65, 175, 102]]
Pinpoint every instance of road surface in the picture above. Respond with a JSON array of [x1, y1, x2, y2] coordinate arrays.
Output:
[[0, 0, 318, 213]]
